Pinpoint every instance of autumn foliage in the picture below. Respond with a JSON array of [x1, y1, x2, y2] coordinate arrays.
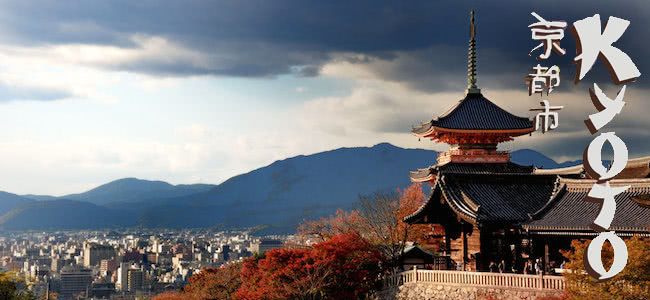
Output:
[[236, 232, 384, 300], [155, 232, 385, 300], [395, 183, 444, 248], [561, 236, 650, 300], [155, 185, 433, 299], [298, 183, 441, 266], [183, 261, 242, 299]]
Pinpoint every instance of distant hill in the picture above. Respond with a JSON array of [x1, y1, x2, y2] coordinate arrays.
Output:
[[0, 199, 136, 230], [0, 144, 581, 232], [0, 192, 35, 216], [114, 143, 439, 232], [21, 194, 58, 201], [60, 178, 216, 205], [510, 149, 582, 169]]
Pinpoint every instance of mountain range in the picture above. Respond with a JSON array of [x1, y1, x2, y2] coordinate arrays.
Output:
[[0, 143, 581, 233]]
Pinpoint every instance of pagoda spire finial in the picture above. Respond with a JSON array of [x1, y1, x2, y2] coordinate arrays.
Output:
[[466, 9, 481, 95]]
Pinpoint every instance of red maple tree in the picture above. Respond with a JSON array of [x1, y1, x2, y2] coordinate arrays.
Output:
[[184, 262, 243, 299], [236, 232, 385, 300]]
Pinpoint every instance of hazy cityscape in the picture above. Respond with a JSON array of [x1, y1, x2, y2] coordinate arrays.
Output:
[[1, 229, 291, 299]]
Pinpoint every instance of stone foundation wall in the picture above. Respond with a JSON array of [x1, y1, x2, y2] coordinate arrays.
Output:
[[374, 282, 565, 300]]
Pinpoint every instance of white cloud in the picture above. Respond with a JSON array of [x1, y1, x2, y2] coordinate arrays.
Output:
[[302, 59, 650, 163], [300, 80, 452, 136], [0, 34, 203, 102], [49, 34, 209, 69], [175, 124, 214, 140]]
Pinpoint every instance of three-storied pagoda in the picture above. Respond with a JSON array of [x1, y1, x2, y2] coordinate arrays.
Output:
[[412, 10, 534, 166], [405, 10, 650, 272]]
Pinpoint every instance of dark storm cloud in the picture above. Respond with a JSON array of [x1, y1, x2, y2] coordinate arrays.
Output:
[[332, 1, 649, 92], [0, 0, 646, 83]]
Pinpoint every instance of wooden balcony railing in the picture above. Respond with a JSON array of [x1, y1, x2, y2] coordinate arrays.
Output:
[[382, 268, 565, 291]]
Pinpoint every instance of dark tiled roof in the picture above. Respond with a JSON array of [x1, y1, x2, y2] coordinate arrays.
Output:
[[438, 162, 534, 174], [410, 162, 535, 182], [443, 174, 557, 224], [402, 245, 434, 257], [524, 178, 650, 232], [412, 93, 533, 133], [405, 173, 557, 224]]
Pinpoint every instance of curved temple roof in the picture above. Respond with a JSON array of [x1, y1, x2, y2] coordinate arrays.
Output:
[[406, 158, 650, 233], [532, 155, 650, 179], [413, 93, 534, 136], [404, 173, 558, 225], [533, 165, 584, 175], [524, 178, 650, 233], [410, 161, 535, 183]]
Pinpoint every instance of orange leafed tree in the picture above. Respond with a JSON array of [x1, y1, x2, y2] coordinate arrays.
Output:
[[560, 236, 650, 300], [236, 232, 384, 300], [396, 183, 443, 248], [183, 262, 243, 300], [298, 183, 442, 267], [155, 233, 385, 300]]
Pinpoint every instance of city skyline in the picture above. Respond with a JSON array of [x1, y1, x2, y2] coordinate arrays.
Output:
[[1, 228, 285, 299]]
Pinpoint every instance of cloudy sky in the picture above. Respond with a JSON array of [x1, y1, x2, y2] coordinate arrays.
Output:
[[0, 0, 647, 195]]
